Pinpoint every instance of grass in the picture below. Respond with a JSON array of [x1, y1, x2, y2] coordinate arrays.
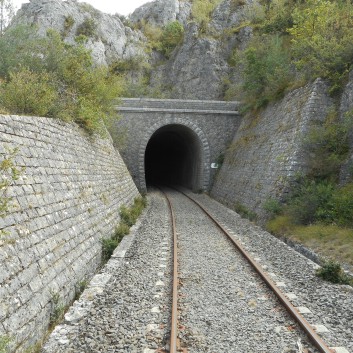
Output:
[[267, 217, 353, 271], [101, 196, 146, 263]]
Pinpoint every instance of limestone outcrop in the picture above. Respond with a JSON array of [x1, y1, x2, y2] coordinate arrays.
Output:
[[12, 0, 146, 66], [11, 0, 254, 100], [130, 0, 191, 27], [148, 0, 253, 99]]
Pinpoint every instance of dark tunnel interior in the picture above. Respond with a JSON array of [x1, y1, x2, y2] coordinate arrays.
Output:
[[144, 125, 201, 190]]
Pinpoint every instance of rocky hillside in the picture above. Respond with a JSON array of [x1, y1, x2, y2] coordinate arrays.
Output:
[[12, 0, 146, 66], [11, 0, 254, 100]]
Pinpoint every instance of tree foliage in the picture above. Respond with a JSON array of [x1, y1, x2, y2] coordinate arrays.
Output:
[[288, 0, 353, 93], [231, 0, 353, 107], [240, 34, 294, 109]]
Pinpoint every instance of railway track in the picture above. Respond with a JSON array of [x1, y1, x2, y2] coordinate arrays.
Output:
[[43, 188, 351, 353], [160, 187, 338, 353]]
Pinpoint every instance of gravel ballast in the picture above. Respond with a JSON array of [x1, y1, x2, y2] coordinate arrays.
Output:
[[43, 189, 352, 353], [185, 190, 352, 353], [168, 190, 321, 353], [43, 190, 173, 353]]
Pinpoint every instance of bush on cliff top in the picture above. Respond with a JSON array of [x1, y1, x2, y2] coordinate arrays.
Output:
[[228, 0, 353, 106], [0, 25, 123, 135]]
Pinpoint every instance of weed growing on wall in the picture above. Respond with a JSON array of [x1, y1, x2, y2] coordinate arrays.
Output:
[[49, 291, 65, 329], [0, 147, 23, 221], [0, 336, 11, 353], [101, 196, 146, 263]]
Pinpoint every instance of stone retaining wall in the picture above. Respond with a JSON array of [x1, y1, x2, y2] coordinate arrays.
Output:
[[211, 79, 333, 221], [0, 116, 139, 351], [340, 70, 353, 183]]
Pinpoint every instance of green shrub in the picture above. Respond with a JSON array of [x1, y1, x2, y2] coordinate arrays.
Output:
[[234, 202, 257, 221], [0, 69, 57, 117], [115, 223, 130, 241], [110, 57, 145, 74], [49, 292, 65, 328], [259, 0, 294, 34], [101, 197, 146, 263], [330, 183, 353, 227], [288, 0, 353, 93], [0, 27, 123, 134], [160, 21, 184, 58], [63, 15, 75, 37], [316, 260, 351, 285], [76, 17, 97, 38], [101, 237, 119, 262], [263, 198, 282, 218], [191, 0, 222, 30], [285, 179, 335, 225], [140, 21, 163, 52], [119, 205, 136, 227], [266, 215, 292, 235], [240, 34, 294, 110], [74, 279, 88, 300], [303, 110, 351, 181]]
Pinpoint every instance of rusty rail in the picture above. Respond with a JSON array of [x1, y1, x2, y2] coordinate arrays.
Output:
[[177, 189, 334, 353], [160, 189, 179, 353]]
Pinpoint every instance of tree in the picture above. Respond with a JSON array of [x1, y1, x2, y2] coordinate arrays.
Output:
[[288, 0, 353, 92], [0, 0, 14, 35]]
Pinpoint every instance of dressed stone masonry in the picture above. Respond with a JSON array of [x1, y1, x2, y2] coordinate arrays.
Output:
[[114, 98, 241, 192], [340, 70, 353, 183], [0, 116, 139, 352], [211, 79, 333, 221]]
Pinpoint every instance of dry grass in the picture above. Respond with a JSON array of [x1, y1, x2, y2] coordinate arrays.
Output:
[[267, 217, 353, 271]]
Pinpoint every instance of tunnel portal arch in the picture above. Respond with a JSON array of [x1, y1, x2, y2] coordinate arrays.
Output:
[[138, 119, 210, 192]]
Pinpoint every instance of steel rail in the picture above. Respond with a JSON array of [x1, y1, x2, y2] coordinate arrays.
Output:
[[177, 189, 334, 353], [160, 188, 179, 353]]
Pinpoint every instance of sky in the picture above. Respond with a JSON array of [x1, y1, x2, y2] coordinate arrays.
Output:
[[12, 0, 151, 16]]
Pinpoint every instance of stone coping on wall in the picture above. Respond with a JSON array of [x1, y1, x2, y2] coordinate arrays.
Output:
[[116, 97, 241, 113], [116, 106, 240, 115]]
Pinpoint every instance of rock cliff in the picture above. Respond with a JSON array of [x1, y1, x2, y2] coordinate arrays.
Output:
[[11, 0, 254, 100], [146, 0, 253, 99], [12, 0, 146, 66]]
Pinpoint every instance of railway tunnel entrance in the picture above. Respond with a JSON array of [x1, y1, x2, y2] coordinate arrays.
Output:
[[144, 124, 204, 191]]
